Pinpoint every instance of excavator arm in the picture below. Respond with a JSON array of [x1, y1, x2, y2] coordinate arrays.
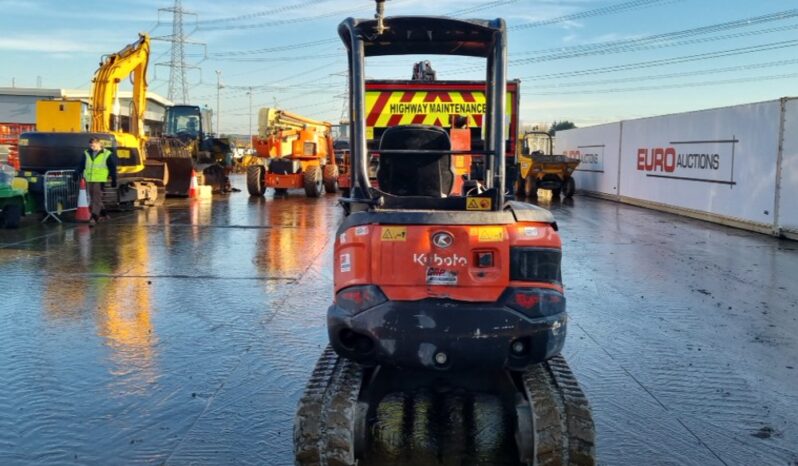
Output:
[[90, 33, 150, 139]]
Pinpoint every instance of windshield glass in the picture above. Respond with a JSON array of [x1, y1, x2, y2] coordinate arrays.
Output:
[[165, 106, 201, 137]]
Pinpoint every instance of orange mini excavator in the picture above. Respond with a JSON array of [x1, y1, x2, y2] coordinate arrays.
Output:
[[294, 4, 596, 465]]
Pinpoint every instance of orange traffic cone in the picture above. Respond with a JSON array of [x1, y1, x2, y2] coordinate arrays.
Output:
[[75, 178, 91, 222], [188, 170, 198, 199]]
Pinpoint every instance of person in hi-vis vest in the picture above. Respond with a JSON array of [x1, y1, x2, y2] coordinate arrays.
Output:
[[78, 137, 117, 224]]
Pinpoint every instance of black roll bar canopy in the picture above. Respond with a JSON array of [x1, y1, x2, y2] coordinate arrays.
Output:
[[338, 15, 508, 209]]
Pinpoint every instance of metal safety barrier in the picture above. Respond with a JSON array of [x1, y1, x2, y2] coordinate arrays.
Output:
[[42, 170, 79, 224]]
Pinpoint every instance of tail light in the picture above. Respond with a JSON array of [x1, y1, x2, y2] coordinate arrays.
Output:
[[510, 247, 561, 284], [335, 285, 387, 315], [503, 288, 565, 318]]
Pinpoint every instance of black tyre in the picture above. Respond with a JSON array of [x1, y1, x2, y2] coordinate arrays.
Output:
[[3, 202, 22, 229], [246, 165, 266, 197], [303, 165, 323, 198], [323, 164, 339, 194], [563, 177, 576, 198], [524, 175, 537, 199]]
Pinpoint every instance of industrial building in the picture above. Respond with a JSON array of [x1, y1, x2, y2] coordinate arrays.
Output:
[[0, 87, 173, 135]]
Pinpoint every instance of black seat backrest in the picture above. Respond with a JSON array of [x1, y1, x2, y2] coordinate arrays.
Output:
[[377, 125, 454, 197]]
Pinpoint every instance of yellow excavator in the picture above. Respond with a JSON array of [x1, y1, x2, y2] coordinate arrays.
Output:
[[18, 33, 167, 208]]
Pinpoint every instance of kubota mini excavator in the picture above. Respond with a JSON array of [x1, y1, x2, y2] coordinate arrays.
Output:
[[246, 108, 338, 198], [18, 33, 167, 208], [294, 4, 596, 466]]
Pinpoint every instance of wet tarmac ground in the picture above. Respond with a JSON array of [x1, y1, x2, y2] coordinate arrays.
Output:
[[1, 174, 797, 465]]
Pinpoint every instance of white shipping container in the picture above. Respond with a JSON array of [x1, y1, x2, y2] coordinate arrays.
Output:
[[778, 98, 798, 236], [556, 123, 621, 197], [619, 100, 782, 227], [551, 98, 798, 236]]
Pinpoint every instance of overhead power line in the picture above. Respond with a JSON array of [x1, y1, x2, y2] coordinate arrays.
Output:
[[511, 24, 798, 66], [209, 38, 338, 57], [208, 52, 341, 63], [509, 0, 683, 30], [196, 0, 333, 24], [526, 72, 798, 96], [448, 0, 520, 17], [197, 5, 373, 31], [513, 9, 798, 58], [529, 58, 798, 89], [440, 10, 798, 74], [518, 39, 798, 81]]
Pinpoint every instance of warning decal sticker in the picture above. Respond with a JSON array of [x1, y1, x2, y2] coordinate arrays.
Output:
[[477, 226, 504, 242], [381, 226, 407, 241], [466, 198, 492, 211], [340, 253, 351, 273]]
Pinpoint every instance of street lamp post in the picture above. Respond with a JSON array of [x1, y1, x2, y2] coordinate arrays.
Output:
[[215, 70, 223, 135], [247, 86, 253, 145]]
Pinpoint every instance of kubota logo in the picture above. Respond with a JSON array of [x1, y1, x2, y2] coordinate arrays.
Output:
[[413, 253, 467, 267], [432, 232, 454, 248]]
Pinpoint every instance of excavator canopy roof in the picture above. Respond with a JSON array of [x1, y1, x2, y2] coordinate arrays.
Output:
[[338, 16, 503, 57]]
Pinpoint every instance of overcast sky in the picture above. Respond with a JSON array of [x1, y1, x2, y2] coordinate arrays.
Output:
[[0, 0, 796, 133]]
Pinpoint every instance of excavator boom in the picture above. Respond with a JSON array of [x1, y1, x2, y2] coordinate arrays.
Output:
[[91, 33, 150, 139], [18, 32, 166, 210]]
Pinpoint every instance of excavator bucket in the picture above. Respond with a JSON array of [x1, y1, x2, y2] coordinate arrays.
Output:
[[146, 138, 194, 196]]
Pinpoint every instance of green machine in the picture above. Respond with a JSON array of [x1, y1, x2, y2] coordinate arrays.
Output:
[[0, 167, 35, 228]]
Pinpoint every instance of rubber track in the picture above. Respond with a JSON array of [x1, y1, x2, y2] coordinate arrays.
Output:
[[522, 355, 596, 466], [295, 346, 363, 466], [297, 351, 595, 466]]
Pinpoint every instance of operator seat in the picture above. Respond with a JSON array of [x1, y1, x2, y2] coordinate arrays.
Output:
[[377, 125, 454, 197]]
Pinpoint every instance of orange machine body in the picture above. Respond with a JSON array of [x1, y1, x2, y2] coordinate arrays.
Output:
[[334, 221, 561, 302]]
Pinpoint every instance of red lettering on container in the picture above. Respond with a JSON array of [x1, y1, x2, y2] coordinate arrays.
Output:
[[637, 148, 647, 170], [664, 147, 676, 172], [638, 146, 677, 172]]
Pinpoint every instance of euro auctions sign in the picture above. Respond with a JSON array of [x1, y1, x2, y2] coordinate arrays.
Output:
[[636, 138, 737, 185]]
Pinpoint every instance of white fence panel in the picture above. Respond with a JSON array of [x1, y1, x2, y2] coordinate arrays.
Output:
[[619, 100, 782, 227], [778, 98, 798, 235], [555, 122, 621, 197]]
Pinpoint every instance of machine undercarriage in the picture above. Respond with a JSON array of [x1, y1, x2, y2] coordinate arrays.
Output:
[[296, 347, 594, 465]]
